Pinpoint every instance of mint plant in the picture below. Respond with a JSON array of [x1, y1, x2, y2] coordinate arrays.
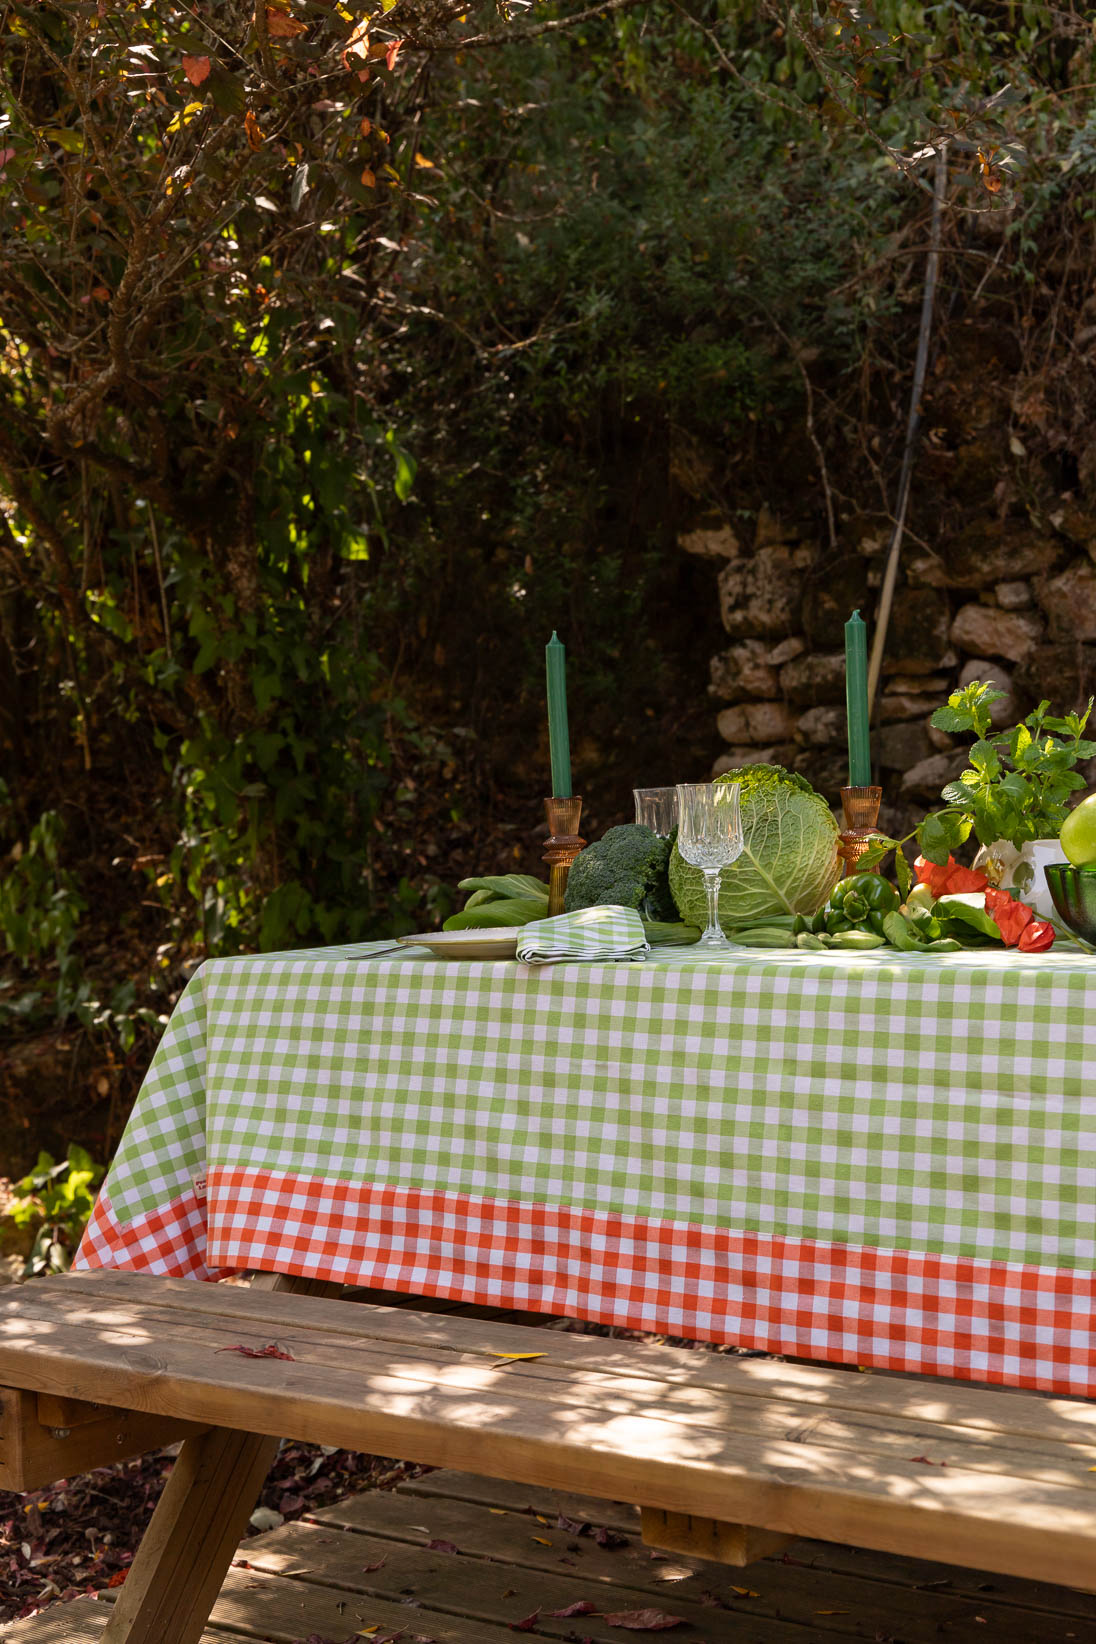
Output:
[[863, 683, 1096, 872], [931, 684, 1096, 852]]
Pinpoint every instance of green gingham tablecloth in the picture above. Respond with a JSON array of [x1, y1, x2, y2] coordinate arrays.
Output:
[[78, 940, 1096, 1395]]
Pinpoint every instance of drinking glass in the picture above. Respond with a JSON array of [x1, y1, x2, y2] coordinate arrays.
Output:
[[675, 783, 743, 949], [633, 787, 679, 837]]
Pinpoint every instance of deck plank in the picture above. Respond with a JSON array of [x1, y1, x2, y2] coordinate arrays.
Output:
[[7, 1468, 1095, 1644], [292, 1485, 1090, 1642], [400, 1470, 1096, 1621]]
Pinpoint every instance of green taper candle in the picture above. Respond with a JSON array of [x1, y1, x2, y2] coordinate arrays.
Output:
[[545, 631, 572, 798], [844, 609, 872, 787]]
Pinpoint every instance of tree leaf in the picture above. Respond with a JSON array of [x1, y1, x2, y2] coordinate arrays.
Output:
[[208, 65, 247, 115], [291, 162, 310, 211], [182, 54, 211, 86], [266, 7, 308, 38]]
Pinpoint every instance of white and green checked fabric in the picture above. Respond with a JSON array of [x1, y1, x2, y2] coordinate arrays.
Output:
[[515, 905, 648, 963], [85, 940, 1096, 1272], [77, 938, 1096, 1391]]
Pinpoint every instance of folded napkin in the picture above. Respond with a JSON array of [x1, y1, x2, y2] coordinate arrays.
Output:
[[516, 905, 649, 965]]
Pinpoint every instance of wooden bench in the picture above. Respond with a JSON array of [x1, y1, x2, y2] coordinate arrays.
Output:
[[2, 1269, 1096, 1644]]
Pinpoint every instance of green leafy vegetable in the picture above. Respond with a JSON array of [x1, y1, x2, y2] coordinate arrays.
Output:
[[443, 897, 549, 930], [457, 874, 549, 903], [668, 765, 841, 931], [932, 893, 1004, 944]]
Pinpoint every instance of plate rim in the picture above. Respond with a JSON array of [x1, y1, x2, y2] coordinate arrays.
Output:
[[398, 929, 522, 956]]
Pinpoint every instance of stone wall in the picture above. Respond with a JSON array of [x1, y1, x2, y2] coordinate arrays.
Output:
[[682, 505, 1096, 835]]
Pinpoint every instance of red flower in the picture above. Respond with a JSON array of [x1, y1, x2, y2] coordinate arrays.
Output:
[[983, 886, 1034, 948], [1018, 919, 1055, 952], [914, 855, 989, 897]]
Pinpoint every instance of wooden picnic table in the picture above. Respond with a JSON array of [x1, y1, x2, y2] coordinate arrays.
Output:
[[2, 937, 1096, 1643]]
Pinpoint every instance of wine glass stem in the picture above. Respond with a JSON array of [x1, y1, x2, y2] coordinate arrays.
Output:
[[702, 867, 723, 944]]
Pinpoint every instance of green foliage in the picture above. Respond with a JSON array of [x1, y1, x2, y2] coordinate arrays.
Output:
[[0, 786, 85, 1022], [8, 1146, 105, 1277], [932, 684, 1096, 850], [4, 0, 1096, 1089], [564, 825, 676, 922]]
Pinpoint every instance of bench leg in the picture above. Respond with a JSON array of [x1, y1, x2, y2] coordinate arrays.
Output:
[[100, 1423, 280, 1644], [641, 1506, 793, 1567], [101, 1271, 331, 1644]]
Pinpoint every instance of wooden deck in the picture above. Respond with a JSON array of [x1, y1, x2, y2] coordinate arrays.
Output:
[[7, 1465, 1096, 1643]]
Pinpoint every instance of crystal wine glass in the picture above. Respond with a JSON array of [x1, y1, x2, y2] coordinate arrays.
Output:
[[633, 787, 679, 837], [675, 783, 743, 949]]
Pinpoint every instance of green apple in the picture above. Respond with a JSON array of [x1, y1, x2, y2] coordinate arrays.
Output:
[[1060, 792, 1096, 867]]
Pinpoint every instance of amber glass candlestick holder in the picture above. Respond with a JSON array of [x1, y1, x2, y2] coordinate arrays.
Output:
[[838, 785, 883, 876], [544, 796, 585, 916]]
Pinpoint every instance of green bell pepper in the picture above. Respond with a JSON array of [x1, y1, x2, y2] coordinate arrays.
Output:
[[831, 874, 900, 916]]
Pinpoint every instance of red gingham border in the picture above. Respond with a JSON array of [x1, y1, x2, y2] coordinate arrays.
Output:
[[76, 1186, 228, 1281], [78, 1169, 1096, 1395]]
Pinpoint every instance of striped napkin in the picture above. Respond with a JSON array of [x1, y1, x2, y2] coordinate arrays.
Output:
[[516, 905, 649, 965]]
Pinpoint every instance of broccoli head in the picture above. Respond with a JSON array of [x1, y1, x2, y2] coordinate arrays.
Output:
[[563, 824, 677, 921]]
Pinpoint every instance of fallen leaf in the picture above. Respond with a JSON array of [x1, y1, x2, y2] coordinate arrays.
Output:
[[604, 1610, 685, 1630], [216, 1341, 294, 1359], [492, 1351, 545, 1361], [508, 1612, 539, 1632], [909, 1455, 945, 1466], [814, 1610, 850, 1616], [548, 1601, 596, 1617], [182, 54, 211, 86], [427, 1538, 459, 1554], [557, 1513, 588, 1534], [594, 1526, 629, 1548], [531, 1537, 552, 1546], [362, 1557, 388, 1572], [535, 1515, 551, 1524], [489, 1509, 507, 1516], [731, 1586, 759, 1597]]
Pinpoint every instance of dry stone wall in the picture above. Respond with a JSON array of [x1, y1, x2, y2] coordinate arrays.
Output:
[[682, 507, 1096, 834]]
